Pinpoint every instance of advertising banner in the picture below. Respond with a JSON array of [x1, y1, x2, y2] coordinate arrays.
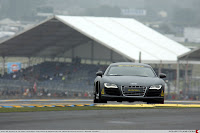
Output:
[[7, 62, 21, 74]]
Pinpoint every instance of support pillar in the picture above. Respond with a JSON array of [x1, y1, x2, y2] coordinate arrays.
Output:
[[176, 61, 180, 94], [110, 50, 113, 63], [139, 51, 141, 63], [71, 47, 74, 63], [72, 47, 74, 58], [185, 61, 188, 95], [91, 41, 94, 64], [158, 60, 162, 75], [28, 57, 31, 67]]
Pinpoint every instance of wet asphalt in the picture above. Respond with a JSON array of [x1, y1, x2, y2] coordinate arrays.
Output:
[[0, 107, 200, 130]]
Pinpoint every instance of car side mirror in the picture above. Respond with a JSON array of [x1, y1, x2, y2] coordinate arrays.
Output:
[[159, 73, 166, 79], [96, 71, 103, 77]]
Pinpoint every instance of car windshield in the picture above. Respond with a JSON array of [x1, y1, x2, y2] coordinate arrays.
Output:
[[107, 65, 156, 77]]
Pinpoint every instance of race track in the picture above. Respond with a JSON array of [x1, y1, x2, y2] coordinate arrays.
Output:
[[0, 108, 200, 130], [0, 99, 200, 130]]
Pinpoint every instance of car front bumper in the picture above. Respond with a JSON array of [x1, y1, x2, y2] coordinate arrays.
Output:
[[101, 95, 163, 102]]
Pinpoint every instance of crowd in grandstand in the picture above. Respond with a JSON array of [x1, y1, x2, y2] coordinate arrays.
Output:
[[0, 87, 92, 99], [0, 59, 107, 98], [0, 60, 199, 100]]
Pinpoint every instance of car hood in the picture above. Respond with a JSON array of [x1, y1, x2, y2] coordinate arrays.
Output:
[[103, 76, 164, 86]]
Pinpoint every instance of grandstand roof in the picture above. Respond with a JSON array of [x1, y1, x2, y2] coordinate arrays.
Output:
[[0, 15, 190, 63], [178, 47, 200, 61]]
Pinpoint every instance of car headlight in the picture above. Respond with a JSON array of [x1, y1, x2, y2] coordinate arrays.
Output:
[[104, 83, 118, 88], [149, 85, 162, 90]]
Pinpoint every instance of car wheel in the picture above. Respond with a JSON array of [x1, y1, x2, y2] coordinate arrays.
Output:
[[159, 99, 164, 104], [93, 93, 99, 103], [147, 99, 164, 104], [93, 84, 99, 103], [99, 98, 107, 103], [98, 93, 107, 103]]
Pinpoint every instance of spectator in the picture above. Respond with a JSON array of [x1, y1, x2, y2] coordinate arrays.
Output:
[[12, 74, 16, 79], [62, 76, 65, 81]]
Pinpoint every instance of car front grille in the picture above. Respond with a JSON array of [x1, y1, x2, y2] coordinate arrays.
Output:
[[105, 88, 121, 96], [121, 86, 146, 96]]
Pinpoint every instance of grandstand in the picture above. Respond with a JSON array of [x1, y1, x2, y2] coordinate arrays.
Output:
[[0, 15, 195, 99], [0, 60, 108, 98]]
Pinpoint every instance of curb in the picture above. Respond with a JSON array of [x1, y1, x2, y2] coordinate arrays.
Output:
[[0, 104, 95, 108], [1, 104, 200, 108]]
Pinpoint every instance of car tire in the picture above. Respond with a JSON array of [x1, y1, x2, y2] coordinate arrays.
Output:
[[147, 99, 164, 104], [159, 99, 164, 104], [93, 84, 99, 103], [93, 94, 99, 103], [98, 94, 107, 103], [98, 99, 107, 103]]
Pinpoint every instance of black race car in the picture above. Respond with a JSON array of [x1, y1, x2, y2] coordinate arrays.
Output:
[[93, 62, 166, 104]]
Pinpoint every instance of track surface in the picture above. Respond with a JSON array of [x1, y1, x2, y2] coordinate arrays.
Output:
[[1, 99, 200, 130], [0, 108, 200, 130]]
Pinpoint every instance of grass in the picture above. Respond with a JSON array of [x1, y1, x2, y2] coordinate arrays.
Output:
[[0, 106, 194, 113]]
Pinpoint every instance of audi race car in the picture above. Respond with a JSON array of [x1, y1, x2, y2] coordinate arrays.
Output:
[[93, 62, 166, 104]]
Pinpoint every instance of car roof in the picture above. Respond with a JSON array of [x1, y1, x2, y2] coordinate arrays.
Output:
[[109, 62, 151, 67]]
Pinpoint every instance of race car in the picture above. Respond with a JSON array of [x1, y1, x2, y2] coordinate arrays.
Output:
[[93, 62, 166, 104]]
